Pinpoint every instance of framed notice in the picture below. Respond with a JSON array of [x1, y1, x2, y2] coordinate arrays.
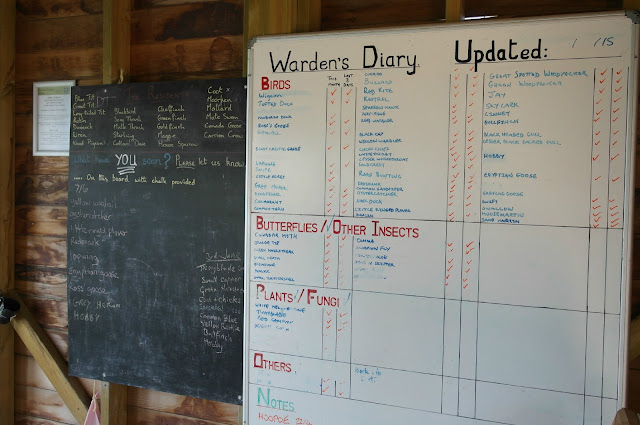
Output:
[[33, 80, 75, 156]]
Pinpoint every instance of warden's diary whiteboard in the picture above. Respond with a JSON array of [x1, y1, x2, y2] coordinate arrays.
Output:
[[244, 12, 639, 425]]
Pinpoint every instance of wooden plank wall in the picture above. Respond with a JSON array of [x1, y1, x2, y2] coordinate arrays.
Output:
[[11, 0, 640, 424]]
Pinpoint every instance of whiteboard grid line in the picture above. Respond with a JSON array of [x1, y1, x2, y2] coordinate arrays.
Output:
[[249, 211, 623, 230]]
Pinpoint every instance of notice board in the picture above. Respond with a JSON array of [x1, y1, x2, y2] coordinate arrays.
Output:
[[67, 78, 246, 404], [244, 12, 639, 425]]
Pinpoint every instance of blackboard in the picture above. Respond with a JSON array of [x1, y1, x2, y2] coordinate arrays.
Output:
[[244, 12, 638, 425], [67, 78, 246, 404]]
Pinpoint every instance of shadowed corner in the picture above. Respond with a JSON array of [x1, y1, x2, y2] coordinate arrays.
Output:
[[0, 293, 20, 324]]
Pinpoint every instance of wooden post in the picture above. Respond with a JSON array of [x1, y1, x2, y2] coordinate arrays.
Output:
[[100, 382, 128, 424], [623, 0, 640, 10], [102, 1, 130, 423], [446, 0, 465, 22], [9, 291, 91, 424], [243, 0, 323, 76], [0, 1, 15, 424], [297, 0, 322, 33], [104, 0, 131, 84]]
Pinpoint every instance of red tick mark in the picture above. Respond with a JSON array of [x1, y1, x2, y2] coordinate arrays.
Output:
[[346, 89, 353, 95], [614, 97, 622, 103], [612, 177, 620, 182], [611, 153, 620, 160]]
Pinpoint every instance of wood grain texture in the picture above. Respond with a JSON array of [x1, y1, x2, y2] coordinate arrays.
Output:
[[16, 113, 31, 144], [129, 69, 242, 83], [464, 0, 621, 18], [15, 384, 77, 425], [321, 0, 446, 30], [16, 146, 69, 176], [16, 353, 56, 390], [297, 0, 322, 32], [18, 294, 68, 331], [104, 0, 131, 84], [17, 14, 103, 53], [131, 1, 243, 44], [631, 317, 640, 367], [16, 175, 68, 206], [131, 36, 243, 79], [11, 291, 90, 424], [17, 0, 102, 19], [127, 405, 230, 425], [446, 0, 465, 21], [16, 205, 67, 237], [15, 235, 66, 269], [629, 369, 640, 413], [0, 2, 16, 424], [15, 325, 69, 360], [101, 382, 128, 425], [16, 47, 102, 81], [129, 387, 239, 424], [134, 0, 229, 7], [15, 413, 72, 425]]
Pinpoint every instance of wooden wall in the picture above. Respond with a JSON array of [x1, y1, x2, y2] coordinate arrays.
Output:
[[10, 0, 640, 424]]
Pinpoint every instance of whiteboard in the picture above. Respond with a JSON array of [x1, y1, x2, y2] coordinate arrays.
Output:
[[244, 12, 639, 425]]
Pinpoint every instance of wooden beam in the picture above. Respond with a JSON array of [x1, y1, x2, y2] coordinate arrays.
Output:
[[103, 0, 131, 84], [0, 1, 16, 424], [446, 0, 465, 22], [102, 1, 130, 423], [8, 290, 90, 425], [101, 382, 128, 424], [243, 0, 321, 76]]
